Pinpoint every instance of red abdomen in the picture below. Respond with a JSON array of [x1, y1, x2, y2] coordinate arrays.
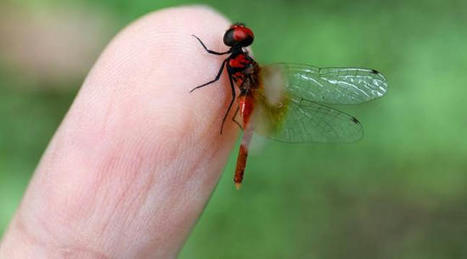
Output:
[[238, 93, 255, 127], [234, 93, 256, 189]]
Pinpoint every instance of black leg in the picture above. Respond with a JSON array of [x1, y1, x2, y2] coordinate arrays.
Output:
[[192, 35, 231, 55], [220, 72, 237, 134], [232, 106, 243, 130], [190, 59, 227, 93]]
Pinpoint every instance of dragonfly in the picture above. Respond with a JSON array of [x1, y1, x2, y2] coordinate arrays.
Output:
[[191, 23, 388, 189]]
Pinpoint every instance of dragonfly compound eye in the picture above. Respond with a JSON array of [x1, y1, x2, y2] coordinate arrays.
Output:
[[223, 24, 255, 47]]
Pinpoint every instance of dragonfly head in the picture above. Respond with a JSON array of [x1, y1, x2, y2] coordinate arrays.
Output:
[[224, 23, 254, 48]]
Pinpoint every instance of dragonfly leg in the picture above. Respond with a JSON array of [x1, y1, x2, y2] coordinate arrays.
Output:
[[220, 72, 236, 134], [232, 106, 243, 130], [190, 59, 227, 93], [192, 35, 231, 55]]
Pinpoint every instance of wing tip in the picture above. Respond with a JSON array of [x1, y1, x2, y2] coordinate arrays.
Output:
[[371, 68, 388, 82], [351, 116, 360, 124], [371, 68, 389, 96]]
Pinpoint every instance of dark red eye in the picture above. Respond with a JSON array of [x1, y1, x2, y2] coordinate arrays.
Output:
[[223, 23, 255, 47], [233, 26, 254, 42]]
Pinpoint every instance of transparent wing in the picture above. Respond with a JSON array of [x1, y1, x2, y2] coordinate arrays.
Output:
[[261, 63, 388, 105], [254, 93, 363, 143]]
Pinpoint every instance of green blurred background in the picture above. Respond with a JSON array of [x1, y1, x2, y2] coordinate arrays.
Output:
[[1, 0, 466, 258]]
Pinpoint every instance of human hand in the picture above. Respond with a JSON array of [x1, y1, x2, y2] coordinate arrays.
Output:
[[0, 6, 237, 258]]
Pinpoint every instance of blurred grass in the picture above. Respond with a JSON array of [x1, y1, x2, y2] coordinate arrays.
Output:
[[1, 0, 467, 258]]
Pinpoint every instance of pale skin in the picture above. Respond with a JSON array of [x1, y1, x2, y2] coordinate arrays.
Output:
[[0, 6, 238, 258]]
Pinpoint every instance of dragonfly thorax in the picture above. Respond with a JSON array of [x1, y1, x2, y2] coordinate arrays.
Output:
[[228, 53, 251, 69], [228, 54, 259, 92]]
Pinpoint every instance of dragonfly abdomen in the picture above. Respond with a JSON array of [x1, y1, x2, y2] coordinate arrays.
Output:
[[234, 116, 255, 190], [238, 93, 255, 127]]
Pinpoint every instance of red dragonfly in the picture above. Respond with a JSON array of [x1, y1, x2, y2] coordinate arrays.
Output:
[[191, 23, 387, 189]]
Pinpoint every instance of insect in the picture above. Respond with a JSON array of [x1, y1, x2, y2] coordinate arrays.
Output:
[[191, 23, 387, 189]]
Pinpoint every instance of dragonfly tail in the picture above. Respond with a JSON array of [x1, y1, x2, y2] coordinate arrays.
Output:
[[234, 144, 248, 190], [233, 122, 254, 190]]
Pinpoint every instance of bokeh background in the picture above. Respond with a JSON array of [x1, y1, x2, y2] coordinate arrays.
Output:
[[1, 0, 466, 258]]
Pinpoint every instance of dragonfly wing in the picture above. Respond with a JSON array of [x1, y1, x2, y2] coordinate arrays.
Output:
[[254, 94, 363, 143], [261, 63, 388, 104]]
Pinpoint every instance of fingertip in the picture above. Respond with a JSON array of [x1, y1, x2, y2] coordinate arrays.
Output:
[[82, 5, 237, 142], [4, 6, 239, 257]]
